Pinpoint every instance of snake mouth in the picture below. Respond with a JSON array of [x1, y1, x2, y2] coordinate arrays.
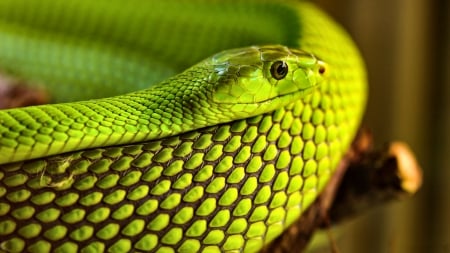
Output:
[[214, 84, 320, 120], [256, 83, 319, 105]]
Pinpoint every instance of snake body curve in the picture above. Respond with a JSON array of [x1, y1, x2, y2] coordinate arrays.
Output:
[[0, 1, 367, 252]]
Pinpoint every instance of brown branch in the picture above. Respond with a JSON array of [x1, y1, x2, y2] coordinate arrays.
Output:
[[0, 75, 49, 109]]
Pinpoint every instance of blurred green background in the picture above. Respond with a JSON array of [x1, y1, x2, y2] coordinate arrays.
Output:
[[307, 0, 449, 252]]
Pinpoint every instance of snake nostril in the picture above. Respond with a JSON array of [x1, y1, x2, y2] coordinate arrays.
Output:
[[318, 61, 326, 75], [319, 66, 326, 74]]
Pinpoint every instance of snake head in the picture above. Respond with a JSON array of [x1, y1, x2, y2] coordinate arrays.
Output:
[[206, 45, 326, 116]]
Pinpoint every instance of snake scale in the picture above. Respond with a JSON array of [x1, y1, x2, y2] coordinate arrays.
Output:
[[0, 0, 367, 252]]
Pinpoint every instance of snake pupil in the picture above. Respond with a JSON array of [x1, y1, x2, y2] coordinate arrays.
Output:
[[270, 61, 288, 80]]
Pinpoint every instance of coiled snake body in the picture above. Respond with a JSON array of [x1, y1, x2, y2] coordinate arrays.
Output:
[[0, 0, 367, 252]]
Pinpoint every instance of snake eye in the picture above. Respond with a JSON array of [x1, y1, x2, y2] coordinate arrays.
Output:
[[270, 61, 288, 80]]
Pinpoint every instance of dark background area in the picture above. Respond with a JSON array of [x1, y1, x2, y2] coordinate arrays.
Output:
[[309, 0, 449, 252]]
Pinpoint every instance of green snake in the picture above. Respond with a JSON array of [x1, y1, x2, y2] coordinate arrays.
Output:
[[0, 0, 367, 252]]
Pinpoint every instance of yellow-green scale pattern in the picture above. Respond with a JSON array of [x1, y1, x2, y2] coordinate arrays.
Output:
[[0, 2, 367, 253], [1, 98, 340, 253]]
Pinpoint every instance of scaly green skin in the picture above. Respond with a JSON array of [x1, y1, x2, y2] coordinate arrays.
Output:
[[0, 1, 367, 253], [0, 45, 323, 164]]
